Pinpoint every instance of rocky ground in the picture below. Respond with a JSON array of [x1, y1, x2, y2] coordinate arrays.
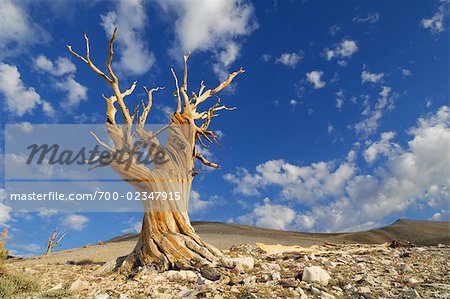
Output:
[[6, 242, 450, 299]]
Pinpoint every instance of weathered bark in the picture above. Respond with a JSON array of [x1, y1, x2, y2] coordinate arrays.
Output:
[[68, 29, 243, 272]]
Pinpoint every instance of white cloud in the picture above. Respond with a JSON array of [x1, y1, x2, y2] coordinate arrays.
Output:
[[328, 24, 342, 36], [431, 210, 449, 221], [336, 89, 344, 110], [421, 1, 448, 35], [228, 106, 450, 232], [361, 70, 384, 84], [0, 63, 54, 117], [352, 13, 380, 24], [261, 54, 272, 62], [55, 76, 88, 108], [401, 68, 412, 77], [0, 0, 48, 59], [154, 0, 257, 79], [225, 158, 356, 205], [34, 55, 88, 109], [325, 40, 358, 61], [354, 86, 396, 137], [34, 55, 76, 76], [38, 208, 59, 218], [63, 214, 88, 231], [121, 220, 142, 234], [0, 189, 11, 226], [364, 131, 399, 163], [17, 122, 33, 133], [289, 99, 298, 109], [237, 198, 296, 230], [327, 123, 334, 134], [101, 0, 155, 76], [189, 190, 221, 214], [12, 243, 41, 253], [275, 53, 302, 68], [306, 71, 326, 89], [336, 98, 344, 110]]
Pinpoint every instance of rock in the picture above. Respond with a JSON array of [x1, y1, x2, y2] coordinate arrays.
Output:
[[166, 270, 198, 281], [408, 277, 420, 284], [223, 257, 255, 271], [178, 288, 194, 298], [302, 266, 331, 285], [200, 265, 221, 281], [295, 287, 308, 299], [399, 263, 413, 273], [266, 263, 281, 271], [307, 253, 316, 260], [69, 279, 90, 291], [272, 272, 281, 280], [320, 291, 335, 299], [403, 289, 421, 298], [197, 276, 213, 285], [94, 293, 109, 299], [359, 286, 371, 293], [322, 260, 337, 268], [48, 283, 63, 291]]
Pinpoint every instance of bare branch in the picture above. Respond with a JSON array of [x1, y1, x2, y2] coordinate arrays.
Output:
[[139, 86, 164, 126], [195, 67, 245, 108], [170, 68, 182, 113], [195, 152, 220, 169], [122, 81, 137, 97], [90, 132, 114, 152], [107, 28, 119, 83], [67, 34, 113, 84]]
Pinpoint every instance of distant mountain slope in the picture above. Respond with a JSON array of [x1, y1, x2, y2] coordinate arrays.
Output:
[[107, 218, 450, 248]]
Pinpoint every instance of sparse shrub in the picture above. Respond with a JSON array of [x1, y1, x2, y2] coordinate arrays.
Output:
[[0, 272, 40, 298], [40, 289, 73, 299]]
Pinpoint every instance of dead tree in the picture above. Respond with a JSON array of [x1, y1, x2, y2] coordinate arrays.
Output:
[[46, 229, 67, 254], [67, 28, 244, 272], [0, 228, 8, 260]]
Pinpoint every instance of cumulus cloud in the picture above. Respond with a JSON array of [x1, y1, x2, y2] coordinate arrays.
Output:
[[0, 189, 11, 226], [101, 0, 155, 76], [364, 131, 399, 163], [34, 55, 76, 76], [354, 86, 396, 137], [0, 63, 54, 117], [275, 53, 302, 68], [154, 0, 257, 79], [189, 190, 221, 214], [34, 55, 88, 109], [421, 1, 448, 35], [227, 106, 450, 232], [63, 214, 89, 231], [237, 198, 296, 230], [361, 70, 384, 84], [121, 219, 142, 234], [55, 76, 88, 109], [325, 40, 358, 61], [0, 0, 48, 59], [306, 71, 326, 89]]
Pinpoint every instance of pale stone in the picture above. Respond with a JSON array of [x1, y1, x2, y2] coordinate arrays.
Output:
[[302, 266, 331, 285]]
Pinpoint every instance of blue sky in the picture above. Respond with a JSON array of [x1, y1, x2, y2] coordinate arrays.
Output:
[[0, 0, 449, 256]]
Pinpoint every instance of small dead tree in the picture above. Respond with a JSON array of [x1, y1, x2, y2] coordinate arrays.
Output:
[[46, 229, 67, 255], [0, 228, 8, 264], [68, 28, 244, 272]]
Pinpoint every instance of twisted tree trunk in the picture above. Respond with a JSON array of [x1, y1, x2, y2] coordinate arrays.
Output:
[[68, 28, 243, 272]]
